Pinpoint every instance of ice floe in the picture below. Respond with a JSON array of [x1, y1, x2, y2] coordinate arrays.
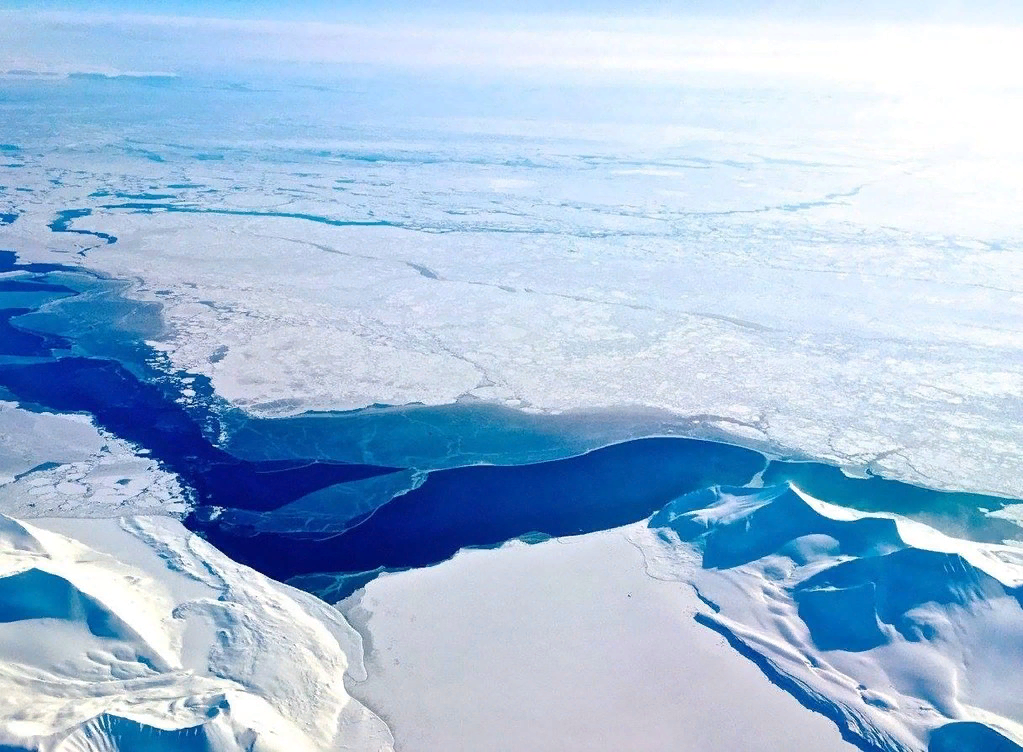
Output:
[[0, 402, 187, 518]]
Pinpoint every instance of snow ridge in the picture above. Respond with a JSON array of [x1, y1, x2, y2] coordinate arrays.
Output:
[[645, 484, 1023, 751], [0, 514, 392, 752]]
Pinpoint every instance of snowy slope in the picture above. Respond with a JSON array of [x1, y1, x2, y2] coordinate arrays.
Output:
[[0, 513, 392, 752], [642, 484, 1023, 751]]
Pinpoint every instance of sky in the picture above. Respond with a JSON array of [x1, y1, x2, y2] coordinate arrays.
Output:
[[2, 6, 1021, 84], [1, 0, 1022, 118], [5, 0, 1023, 22]]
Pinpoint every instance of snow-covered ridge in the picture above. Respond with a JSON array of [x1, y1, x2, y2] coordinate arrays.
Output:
[[644, 484, 1023, 751], [0, 514, 391, 752]]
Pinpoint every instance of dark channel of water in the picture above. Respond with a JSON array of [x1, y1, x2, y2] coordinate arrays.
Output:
[[0, 249, 1019, 602]]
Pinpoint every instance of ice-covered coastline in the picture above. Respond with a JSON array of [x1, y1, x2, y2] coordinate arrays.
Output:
[[0, 234, 1020, 749], [2, 473, 1021, 750]]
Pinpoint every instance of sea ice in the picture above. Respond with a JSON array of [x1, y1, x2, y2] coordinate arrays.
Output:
[[2, 73, 1022, 499], [0, 402, 187, 518]]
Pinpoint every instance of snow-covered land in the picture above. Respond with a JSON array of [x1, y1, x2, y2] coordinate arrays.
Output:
[[340, 525, 856, 752], [644, 485, 1023, 750], [0, 513, 391, 751]]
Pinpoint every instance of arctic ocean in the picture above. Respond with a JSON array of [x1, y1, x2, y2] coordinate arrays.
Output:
[[1, 4, 1022, 751]]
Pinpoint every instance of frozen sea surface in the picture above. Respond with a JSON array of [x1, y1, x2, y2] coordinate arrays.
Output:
[[1, 72, 1021, 499], [1, 66, 1022, 751]]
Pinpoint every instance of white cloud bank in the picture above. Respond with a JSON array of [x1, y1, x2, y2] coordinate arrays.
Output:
[[2, 9, 1022, 92]]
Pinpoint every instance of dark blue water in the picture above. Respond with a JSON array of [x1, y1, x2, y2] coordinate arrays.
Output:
[[0, 308, 73, 357], [0, 250, 1019, 603], [0, 357, 398, 512], [196, 436, 765, 581], [0, 252, 397, 512], [0, 250, 70, 274], [0, 279, 74, 294], [0, 259, 78, 356]]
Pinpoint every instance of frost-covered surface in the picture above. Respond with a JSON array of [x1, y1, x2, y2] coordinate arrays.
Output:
[[642, 484, 1023, 751], [0, 513, 391, 752], [2, 73, 1021, 497]]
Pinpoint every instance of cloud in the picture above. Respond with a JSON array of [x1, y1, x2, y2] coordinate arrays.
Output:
[[1, 9, 1022, 93]]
